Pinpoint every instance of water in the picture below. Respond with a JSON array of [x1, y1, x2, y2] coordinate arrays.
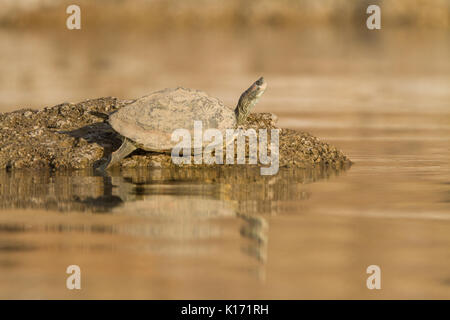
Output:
[[0, 28, 449, 298]]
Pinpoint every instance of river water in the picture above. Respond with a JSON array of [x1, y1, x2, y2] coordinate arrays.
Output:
[[0, 28, 449, 298]]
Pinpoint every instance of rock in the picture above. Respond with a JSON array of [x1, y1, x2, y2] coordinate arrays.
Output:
[[0, 97, 351, 170]]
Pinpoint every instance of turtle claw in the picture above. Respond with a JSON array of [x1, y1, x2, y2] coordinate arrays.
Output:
[[95, 155, 111, 172]]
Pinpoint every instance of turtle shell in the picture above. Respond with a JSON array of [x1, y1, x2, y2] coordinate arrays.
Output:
[[109, 87, 237, 151]]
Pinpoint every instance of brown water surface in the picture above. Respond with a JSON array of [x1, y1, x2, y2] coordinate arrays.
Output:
[[0, 28, 449, 299]]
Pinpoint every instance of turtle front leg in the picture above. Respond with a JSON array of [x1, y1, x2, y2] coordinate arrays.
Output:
[[105, 138, 137, 169]]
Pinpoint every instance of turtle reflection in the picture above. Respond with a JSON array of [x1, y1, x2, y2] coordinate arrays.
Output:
[[0, 166, 349, 263]]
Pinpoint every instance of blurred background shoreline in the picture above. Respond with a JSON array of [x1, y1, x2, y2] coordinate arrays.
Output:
[[1, 0, 449, 30]]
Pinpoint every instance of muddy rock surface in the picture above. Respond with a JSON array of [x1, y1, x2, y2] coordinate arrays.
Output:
[[0, 97, 351, 170]]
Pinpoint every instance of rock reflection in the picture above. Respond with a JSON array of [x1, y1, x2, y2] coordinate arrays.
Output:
[[0, 166, 349, 213], [0, 166, 349, 263]]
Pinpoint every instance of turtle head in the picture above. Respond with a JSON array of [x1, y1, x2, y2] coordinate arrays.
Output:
[[235, 77, 267, 125]]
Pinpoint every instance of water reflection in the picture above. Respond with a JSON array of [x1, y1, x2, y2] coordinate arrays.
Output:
[[0, 166, 349, 213], [0, 166, 349, 264]]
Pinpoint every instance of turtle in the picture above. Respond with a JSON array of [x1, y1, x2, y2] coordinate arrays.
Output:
[[103, 77, 267, 169]]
